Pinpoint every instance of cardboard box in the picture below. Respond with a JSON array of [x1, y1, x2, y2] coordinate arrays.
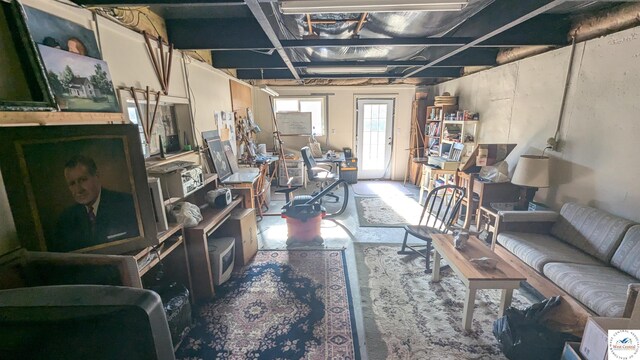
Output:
[[216, 208, 258, 266], [580, 317, 631, 360], [562, 342, 584, 360]]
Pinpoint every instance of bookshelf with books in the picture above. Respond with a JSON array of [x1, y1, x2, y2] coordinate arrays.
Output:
[[440, 117, 479, 159], [425, 103, 458, 157]]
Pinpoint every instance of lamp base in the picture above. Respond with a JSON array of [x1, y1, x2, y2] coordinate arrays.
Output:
[[518, 186, 538, 210]]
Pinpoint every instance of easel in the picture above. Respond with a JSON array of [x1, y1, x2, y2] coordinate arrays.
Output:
[[268, 96, 290, 187], [404, 99, 426, 185]]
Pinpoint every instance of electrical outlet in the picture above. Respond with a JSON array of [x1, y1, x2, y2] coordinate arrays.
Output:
[[331, 129, 336, 134]]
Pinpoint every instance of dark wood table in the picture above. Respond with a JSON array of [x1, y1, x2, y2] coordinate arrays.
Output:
[[472, 178, 521, 228]]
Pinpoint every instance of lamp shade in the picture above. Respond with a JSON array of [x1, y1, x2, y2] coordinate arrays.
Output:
[[511, 155, 549, 188]]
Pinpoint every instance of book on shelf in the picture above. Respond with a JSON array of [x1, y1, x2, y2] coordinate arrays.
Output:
[[426, 122, 441, 137]]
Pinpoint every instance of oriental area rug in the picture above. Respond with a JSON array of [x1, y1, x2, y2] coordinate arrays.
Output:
[[355, 243, 534, 360], [176, 250, 360, 360], [355, 196, 422, 228]]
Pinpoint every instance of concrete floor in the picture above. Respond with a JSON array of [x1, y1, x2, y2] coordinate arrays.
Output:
[[257, 180, 424, 360]]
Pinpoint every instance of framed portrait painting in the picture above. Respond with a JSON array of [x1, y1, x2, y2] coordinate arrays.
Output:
[[0, 124, 157, 255]]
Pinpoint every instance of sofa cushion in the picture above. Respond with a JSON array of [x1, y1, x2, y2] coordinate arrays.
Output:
[[497, 231, 604, 273], [550, 203, 634, 263], [611, 225, 640, 278], [543, 262, 635, 317]]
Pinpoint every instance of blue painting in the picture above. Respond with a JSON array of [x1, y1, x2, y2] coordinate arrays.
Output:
[[24, 6, 102, 59], [38, 45, 119, 112]]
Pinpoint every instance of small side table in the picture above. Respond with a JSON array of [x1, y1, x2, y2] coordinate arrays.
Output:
[[478, 203, 545, 251], [477, 206, 500, 249]]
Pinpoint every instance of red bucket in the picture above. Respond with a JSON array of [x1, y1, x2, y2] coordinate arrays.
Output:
[[283, 213, 325, 242]]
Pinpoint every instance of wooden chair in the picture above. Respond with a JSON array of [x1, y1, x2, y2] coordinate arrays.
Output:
[[252, 164, 270, 220], [398, 184, 466, 272], [456, 171, 478, 229]]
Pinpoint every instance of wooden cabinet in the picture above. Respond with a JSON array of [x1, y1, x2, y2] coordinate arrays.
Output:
[[131, 224, 192, 298], [183, 198, 242, 302], [471, 178, 521, 229]]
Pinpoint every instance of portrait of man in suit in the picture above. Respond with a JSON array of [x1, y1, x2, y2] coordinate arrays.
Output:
[[53, 155, 140, 252]]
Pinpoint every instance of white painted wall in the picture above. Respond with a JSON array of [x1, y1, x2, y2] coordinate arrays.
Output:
[[0, 0, 252, 249], [253, 85, 416, 180], [430, 26, 640, 222]]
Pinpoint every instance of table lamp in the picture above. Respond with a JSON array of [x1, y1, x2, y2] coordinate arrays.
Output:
[[511, 155, 549, 209]]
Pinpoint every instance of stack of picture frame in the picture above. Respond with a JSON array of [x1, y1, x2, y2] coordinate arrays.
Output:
[[0, 1, 120, 112], [202, 130, 241, 181]]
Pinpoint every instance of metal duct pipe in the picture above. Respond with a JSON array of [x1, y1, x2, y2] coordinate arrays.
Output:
[[494, 3, 640, 66], [462, 65, 492, 75], [496, 46, 555, 65], [570, 2, 640, 43]]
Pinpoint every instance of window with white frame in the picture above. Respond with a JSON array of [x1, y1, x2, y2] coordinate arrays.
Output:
[[274, 97, 326, 136]]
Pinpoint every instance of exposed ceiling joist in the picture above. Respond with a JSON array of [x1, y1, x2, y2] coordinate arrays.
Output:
[[211, 48, 498, 69], [70, 0, 617, 83], [167, 18, 272, 50], [244, 0, 300, 80], [237, 67, 461, 79], [167, 18, 567, 50], [404, 0, 569, 78], [75, 0, 244, 5]]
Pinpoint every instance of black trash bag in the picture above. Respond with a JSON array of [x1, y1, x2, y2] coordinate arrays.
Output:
[[493, 296, 581, 360], [150, 282, 192, 347]]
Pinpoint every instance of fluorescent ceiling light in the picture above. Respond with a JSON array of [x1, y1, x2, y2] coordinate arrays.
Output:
[[259, 85, 280, 97], [306, 66, 388, 74], [280, 0, 468, 14]]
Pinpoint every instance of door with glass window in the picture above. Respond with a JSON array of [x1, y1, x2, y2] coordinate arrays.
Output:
[[356, 99, 394, 179]]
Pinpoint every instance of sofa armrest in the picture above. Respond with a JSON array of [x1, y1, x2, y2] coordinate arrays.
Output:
[[624, 283, 640, 318], [498, 210, 559, 223], [493, 211, 558, 249]]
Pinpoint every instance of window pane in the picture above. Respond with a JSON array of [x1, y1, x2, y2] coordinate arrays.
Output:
[[300, 100, 323, 136], [274, 99, 298, 112]]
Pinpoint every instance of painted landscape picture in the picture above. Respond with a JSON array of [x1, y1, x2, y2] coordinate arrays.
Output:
[[38, 44, 119, 112]]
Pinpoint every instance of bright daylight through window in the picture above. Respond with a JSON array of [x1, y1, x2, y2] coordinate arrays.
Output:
[[274, 97, 326, 136]]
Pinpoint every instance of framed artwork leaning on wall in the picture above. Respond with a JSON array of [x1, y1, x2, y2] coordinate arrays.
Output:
[[0, 0, 56, 111], [0, 124, 158, 255]]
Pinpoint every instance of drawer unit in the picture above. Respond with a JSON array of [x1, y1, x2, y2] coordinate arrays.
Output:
[[280, 175, 305, 187], [278, 159, 306, 187], [280, 160, 304, 170], [284, 168, 304, 177]]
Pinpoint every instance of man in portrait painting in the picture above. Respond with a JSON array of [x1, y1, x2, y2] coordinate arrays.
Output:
[[53, 155, 139, 252]]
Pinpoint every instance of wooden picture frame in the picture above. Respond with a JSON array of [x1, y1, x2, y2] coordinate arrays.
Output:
[[0, 0, 56, 111], [206, 138, 232, 181], [36, 44, 120, 113], [0, 124, 157, 255]]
